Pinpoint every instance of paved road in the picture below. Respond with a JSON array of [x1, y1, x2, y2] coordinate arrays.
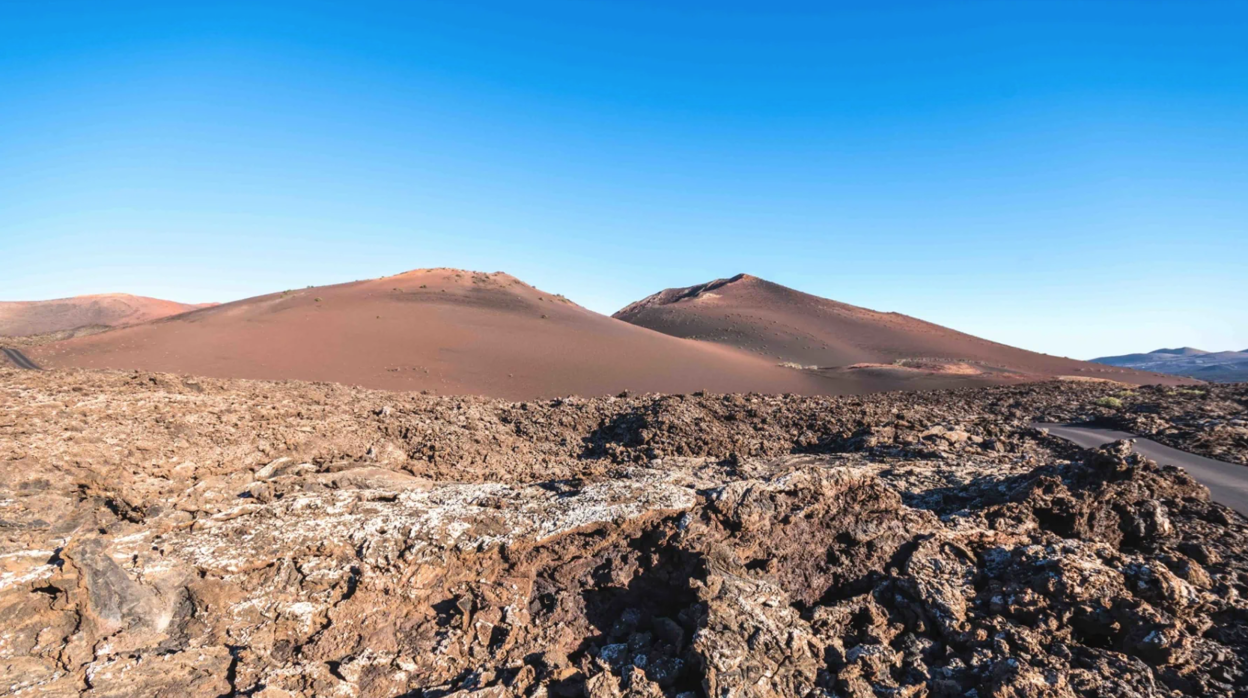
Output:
[[1035, 422, 1248, 516], [1, 347, 40, 370]]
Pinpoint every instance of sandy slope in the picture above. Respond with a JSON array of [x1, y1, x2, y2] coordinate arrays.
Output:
[[29, 269, 829, 400], [0, 293, 212, 337], [28, 269, 1188, 398], [614, 273, 1188, 385]]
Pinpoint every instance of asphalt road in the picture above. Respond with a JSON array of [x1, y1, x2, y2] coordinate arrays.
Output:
[[1035, 422, 1248, 516], [1, 347, 40, 370]]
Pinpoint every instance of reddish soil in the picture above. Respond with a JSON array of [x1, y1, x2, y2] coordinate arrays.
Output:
[[615, 273, 1187, 385], [27, 270, 1194, 400], [28, 270, 826, 400], [0, 293, 212, 337]]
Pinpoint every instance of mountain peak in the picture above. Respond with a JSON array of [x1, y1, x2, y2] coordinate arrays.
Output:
[[1149, 347, 1209, 356], [613, 274, 757, 317]]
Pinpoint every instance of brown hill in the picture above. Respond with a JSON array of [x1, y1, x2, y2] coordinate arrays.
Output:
[[27, 270, 1188, 399], [614, 274, 1188, 385], [0, 293, 213, 337], [28, 269, 831, 400]]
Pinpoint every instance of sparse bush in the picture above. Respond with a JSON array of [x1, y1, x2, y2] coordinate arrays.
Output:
[[778, 361, 819, 370], [314, 297, 322, 303], [1095, 397, 1123, 409]]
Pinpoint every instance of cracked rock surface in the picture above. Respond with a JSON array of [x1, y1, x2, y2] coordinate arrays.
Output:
[[2, 368, 1247, 697]]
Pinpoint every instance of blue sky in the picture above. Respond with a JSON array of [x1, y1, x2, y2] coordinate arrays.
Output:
[[2, 0, 1245, 359]]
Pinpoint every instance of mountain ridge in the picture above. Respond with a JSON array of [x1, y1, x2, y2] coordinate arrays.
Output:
[[1093, 347, 1248, 383]]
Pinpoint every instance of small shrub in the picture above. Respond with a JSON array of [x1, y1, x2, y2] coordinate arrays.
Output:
[[1095, 397, 1123, 409], [314, 297, 322, 303]]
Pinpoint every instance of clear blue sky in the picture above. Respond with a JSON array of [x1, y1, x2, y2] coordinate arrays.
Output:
[[2, 1, 1245, 359]]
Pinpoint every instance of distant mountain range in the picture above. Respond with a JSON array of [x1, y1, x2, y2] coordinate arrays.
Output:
[[1092, 347, 1248, 383]]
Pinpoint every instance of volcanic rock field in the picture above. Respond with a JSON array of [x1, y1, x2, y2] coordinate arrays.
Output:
[[2, 368, 1246, 697]]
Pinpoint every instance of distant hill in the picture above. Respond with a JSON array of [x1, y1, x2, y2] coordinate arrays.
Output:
[[27, 269, 823, 400], [1148, 347, 1211, 357], [0, 294, 214, 337], [1093, 347, 1248, 383], [614, 273, 1188, 385], [21, 269, 1199, 399]]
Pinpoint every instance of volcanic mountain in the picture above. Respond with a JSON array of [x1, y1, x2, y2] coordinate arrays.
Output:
[[26, 270, 1190, 399], [0, 293, 213, 337], [614, 274, 1182, 384], [27, 269, 827, 400]]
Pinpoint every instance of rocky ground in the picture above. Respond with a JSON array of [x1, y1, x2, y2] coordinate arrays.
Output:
[[2, 368, 1247, 697], [1081, 384, 1247, 466]]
